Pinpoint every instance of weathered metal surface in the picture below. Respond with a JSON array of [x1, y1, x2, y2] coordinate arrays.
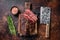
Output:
[[40, 7, 51, 24]]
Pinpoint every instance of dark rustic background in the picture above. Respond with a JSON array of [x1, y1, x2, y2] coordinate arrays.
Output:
[[0, 0, 60, 40]]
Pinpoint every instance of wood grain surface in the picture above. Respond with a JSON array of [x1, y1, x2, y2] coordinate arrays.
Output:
[[0, 0, 60, 40]]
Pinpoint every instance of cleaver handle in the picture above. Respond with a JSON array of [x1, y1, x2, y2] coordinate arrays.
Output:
[[45, 24, 50, 38]]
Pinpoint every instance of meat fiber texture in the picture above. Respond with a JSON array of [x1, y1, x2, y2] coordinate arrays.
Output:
[[23, 9, 37, 23]]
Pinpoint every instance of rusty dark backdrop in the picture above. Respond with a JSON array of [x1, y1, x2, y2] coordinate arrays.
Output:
[[0, 0, 60, 40]]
